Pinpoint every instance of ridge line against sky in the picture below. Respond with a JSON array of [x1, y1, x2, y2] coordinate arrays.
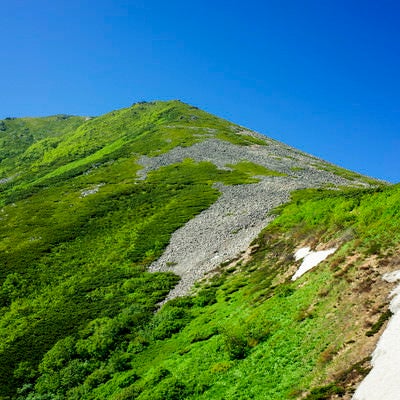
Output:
[[1, 0, 399, 182]]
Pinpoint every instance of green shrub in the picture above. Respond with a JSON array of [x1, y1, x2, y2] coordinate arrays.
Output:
[[152, 306, 192, 340], [221, 326, 251, 360], [193, 286, 217, 307], [304, 383, 345, 399], [140, 377, 189, 400], [366, 309, 392, 337]]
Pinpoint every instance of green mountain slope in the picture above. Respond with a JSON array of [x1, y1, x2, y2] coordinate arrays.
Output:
[[0, 101, 268, 204], [0, 101, 392, 399]]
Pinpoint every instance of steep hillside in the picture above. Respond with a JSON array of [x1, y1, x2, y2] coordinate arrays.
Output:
[[76, 184, 399, 400], [0, 100, 389, 399]]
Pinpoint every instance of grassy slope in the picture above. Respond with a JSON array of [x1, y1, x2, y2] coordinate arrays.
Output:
[[0, 115, 87, 177], [15, 184, 399, 400], [0, 101, 273, 399], [0, 100, 267, 205], [66, 184, 397, 400], [0, 101, 394, 399]]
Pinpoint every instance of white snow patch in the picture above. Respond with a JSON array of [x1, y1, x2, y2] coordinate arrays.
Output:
[[382, 270, 400, 284], [291, 247, 337, 280], [353, 270, 400, 400], [294, 246, 311, 261]]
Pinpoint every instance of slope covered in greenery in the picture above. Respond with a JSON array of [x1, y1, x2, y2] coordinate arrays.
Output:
[[9, 184, 399, 400], [0, 101, 391, 399], [0, 101, 268, 204]]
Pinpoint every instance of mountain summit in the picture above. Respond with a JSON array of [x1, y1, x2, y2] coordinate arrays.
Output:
[[0, 101, 396, 399], [0, 101, 377, 302]]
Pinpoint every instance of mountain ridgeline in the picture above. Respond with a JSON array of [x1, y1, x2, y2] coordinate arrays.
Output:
[[0, 100, 397, 399]]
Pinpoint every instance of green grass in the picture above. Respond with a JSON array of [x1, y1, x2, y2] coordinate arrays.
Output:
[[0, 100, 394, 399], [269, 185, 400, 253], [290, 166, 304, 172], [312, 163, 383, 185], [0, 100, 269, 206], [10, 183, 399, 400], [0, 152, 272, 398]]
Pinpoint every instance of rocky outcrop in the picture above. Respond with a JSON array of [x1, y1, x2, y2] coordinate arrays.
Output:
[[140, 134, 374, 300]]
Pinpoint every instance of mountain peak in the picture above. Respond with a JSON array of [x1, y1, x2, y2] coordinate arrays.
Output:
[[0, 102, 390, 399]]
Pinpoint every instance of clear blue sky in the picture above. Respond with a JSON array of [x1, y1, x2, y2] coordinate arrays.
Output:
[[1, 1, 400, 182]]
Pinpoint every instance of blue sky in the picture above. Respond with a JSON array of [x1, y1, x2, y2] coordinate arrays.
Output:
[[1, 1, 400, 182]]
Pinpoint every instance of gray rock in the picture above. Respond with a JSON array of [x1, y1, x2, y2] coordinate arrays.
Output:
[[138, 135, 375, 301]]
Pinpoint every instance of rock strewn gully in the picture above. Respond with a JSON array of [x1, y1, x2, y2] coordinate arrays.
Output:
[[139, 136, 370, 301]]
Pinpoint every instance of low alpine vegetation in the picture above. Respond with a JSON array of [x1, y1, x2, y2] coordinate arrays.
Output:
[[0, 100, 392, 399]]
